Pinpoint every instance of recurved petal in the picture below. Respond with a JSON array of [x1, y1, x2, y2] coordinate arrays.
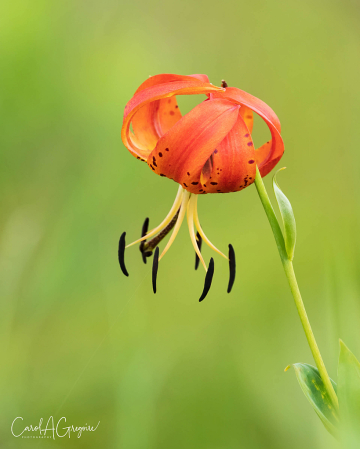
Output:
[[215, 87, 281, 132], [202, 114, 256, 194], [131, 96, 182, 154], [147, 98, 240, 194], [213, 87, 284, 177], [122, 78, 224, 160], [254, 140, 283, 177], [133, 74, 210, 94], [189, 74, 210, 83]]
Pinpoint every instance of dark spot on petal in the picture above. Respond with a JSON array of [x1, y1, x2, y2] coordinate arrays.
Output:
[[214, 149, 218, 154], [183, 183, 188, 187], [203, 184, 207, 187], [245, 133, 249, 137], [191, 181, 199, 185], [267, 141, 270, 144], [160, 174, 166, 177], [248, 160, 255, 164], [170, 111, 175, 116], [247, 142, 253, 146], [152, 156, 157, 167], [137, 156, 141, 159], [210, 182, 218, 185], [217, 189, 221, 192], [175, 105, 179, 108], [150, 165, 155, 171], [165, 148, 169, 151], [199, 189, 204, 192], [159, 152, 163, 157], [187, 172, 190, 176], [249, 177, 252, 180]]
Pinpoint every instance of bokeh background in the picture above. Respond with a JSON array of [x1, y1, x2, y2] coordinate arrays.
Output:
[[1, 0, 360, 447]]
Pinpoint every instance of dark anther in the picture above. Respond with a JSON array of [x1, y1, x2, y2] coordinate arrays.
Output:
[[195, 232, 202, 270], [152, 247, 160, 294], [221, 80, 228, 88], [139, 217, 150, 264], [118, 232, 129, 276], [199, 258, 214, 302], [227, 244, 236, 293], [141, 217, 149, 238]]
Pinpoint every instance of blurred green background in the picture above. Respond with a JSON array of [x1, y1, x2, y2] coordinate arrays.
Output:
[[1, 0, 360, 447]]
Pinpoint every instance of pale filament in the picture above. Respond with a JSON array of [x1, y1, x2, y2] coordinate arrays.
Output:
[[187, 195, 207, 272], [159, 190, 191, 261], [193, 195, 228, 260], [126, 184, 184, 248]]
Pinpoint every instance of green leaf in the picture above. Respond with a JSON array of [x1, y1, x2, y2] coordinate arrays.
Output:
[[338, 340, 360, 445], [293, 363, 339, 437], [273, 168, 296, 261]]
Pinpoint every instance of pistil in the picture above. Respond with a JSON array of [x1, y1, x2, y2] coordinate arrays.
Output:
[[140, 209, 180, 257]]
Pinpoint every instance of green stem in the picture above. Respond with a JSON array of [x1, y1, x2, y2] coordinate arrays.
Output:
[[254, 166, 339, 410]]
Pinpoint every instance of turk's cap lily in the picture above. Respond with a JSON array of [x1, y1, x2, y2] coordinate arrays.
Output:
[[121, 73, 284, 194], [119, 74, 284, 301]]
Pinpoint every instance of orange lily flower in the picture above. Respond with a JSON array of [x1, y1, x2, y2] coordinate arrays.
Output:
[[119, 74, 284, 301]]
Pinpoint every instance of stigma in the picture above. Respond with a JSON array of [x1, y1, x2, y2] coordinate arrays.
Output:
[[118, 185, 236, 301]]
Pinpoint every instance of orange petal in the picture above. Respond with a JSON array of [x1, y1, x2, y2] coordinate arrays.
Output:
[[239, 106, 253, 133], [188, 74, 210, 83], [201, 114, 256, 193], [131, 96, 182, 154], [213, 87, 284, 177], [147, 98, 240, 194], [122, 75, 224, 160], [133, 74, 210, 94]]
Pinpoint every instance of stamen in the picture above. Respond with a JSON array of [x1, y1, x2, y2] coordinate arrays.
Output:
[[159, 191, 191, 261], [139, 217, 150, 264], [195, 232, 202, 270], [187, 195, 207, 271], [126, 185, 183, 248], [118, 232, 129, 276], [199, 257, 214, 302], [221, 80, 228, 88], [193, 195, 228, 260], [152, 247, 159, 293], [141, 217, 149, 237], [227, 244, 236, 293]]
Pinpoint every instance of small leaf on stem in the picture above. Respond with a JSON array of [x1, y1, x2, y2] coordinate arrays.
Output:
[[338, 340, 360, 445], [293, 363, 338, 437]]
